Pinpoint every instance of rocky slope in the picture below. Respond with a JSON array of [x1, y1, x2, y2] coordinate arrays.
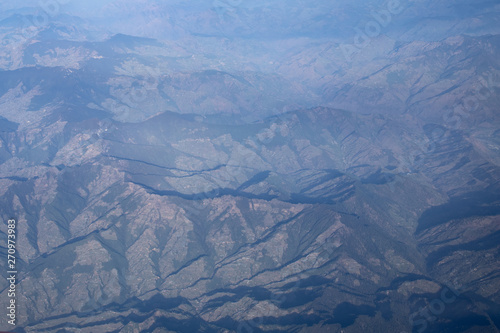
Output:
[[0, 2, 499, 333], [0, 104, 498, 332]]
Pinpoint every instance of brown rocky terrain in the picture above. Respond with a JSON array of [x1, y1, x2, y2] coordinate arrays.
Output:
[[0, 2, 499, 332]]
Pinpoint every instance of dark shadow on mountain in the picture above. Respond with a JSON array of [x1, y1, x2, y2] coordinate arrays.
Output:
[[204, 276, 331, 313], [52, 104, 111, 123], [361, 169, 395, 185], [214, 313, 322, 332], [416, 185, 500, 234], [374, 294, 393, 320], [278, 288, 323, 309], [107, 33, 159, 48], [408, 295, 492, 333], [146, 316, 219, 333], [204, 286, 273, 310], [133, 181, 278, 201], [290, 188, 355, 204], [326, 302, 376, 327], [426, 230, 500, 269], [237, 171, 271, 191], [0, 116, 18, 132], [425, 314, 490, 333]]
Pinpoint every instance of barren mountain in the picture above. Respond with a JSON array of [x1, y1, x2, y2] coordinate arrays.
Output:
[[0, 1, 499, 332]]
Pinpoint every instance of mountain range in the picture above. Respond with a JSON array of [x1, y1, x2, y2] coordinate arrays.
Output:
[[0, 1, 499, 332]]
